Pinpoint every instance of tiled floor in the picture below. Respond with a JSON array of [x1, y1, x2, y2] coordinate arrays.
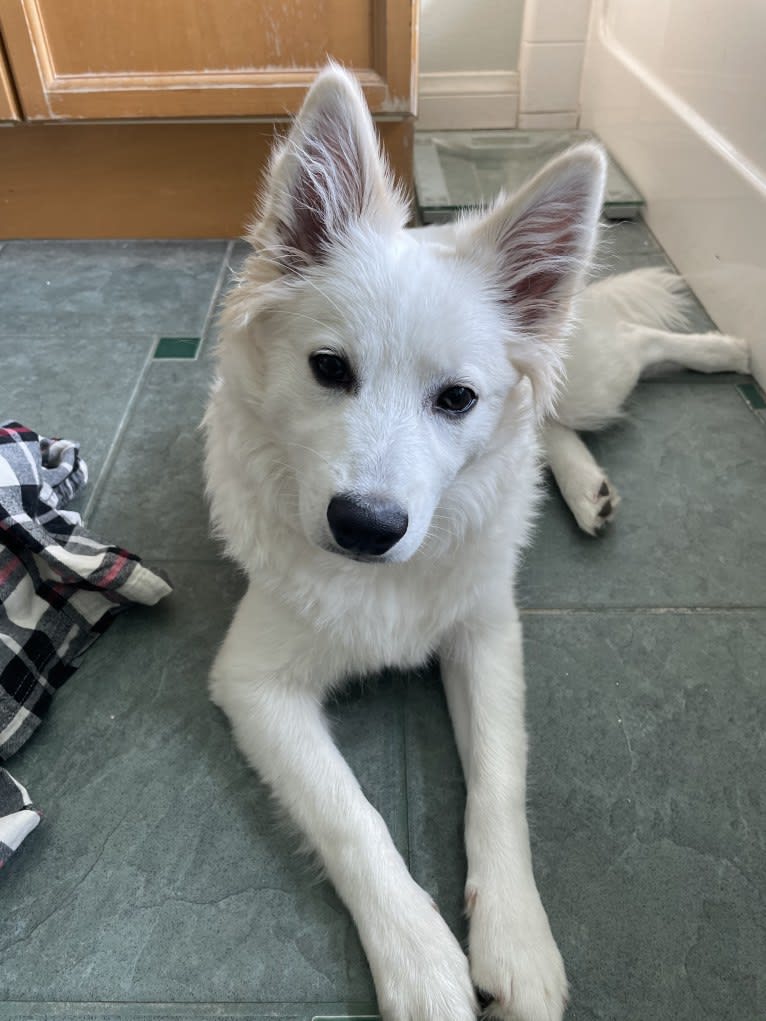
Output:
[[1, 224, 764, 1021]]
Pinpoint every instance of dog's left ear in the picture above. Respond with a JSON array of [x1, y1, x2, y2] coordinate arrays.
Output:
[[251, 62, 406, 270], [458, 143, 606, 414]]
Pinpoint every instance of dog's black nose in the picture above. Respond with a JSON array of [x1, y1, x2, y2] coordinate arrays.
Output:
[[327, 495, 408, 556]]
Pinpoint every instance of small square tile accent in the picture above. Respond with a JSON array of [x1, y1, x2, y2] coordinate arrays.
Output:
[[737, 381, 766, 425], [737, 381, 766, 410], [153, 336, 201, 360]]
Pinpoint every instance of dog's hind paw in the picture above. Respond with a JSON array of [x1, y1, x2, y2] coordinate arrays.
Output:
[[571, 475, 620, 537], [726, 334, 751, 374]]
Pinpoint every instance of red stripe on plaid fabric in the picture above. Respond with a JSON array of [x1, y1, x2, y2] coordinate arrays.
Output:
[[0, 554, 24, 586], [0, 424, 35, 437], [100, 553, 130, 587]]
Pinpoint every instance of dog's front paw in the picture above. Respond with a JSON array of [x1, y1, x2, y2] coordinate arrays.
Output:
[[367, 892, 477, 1021], [467, 883, 568, 1021], [571, 475, 619, 537]]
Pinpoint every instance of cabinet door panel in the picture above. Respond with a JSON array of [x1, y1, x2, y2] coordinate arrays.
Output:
[[0, 0, 417, 119]]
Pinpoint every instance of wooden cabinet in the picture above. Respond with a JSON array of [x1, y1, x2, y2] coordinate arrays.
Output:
[[0, 0, 418, 236], [0, 0, 416, 119], [0, 38, 19, 118]]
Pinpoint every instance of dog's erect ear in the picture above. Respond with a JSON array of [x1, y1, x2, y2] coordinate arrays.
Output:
[[251, 63, 405, 269], [457, 143, 607, 412]]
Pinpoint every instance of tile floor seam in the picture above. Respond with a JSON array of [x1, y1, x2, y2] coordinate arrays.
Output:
[[0, 1000, 380, 1008], [134, 562, 766, 612], [199, 239, 235, 355], [519, 605, 766, 614], [638, 376, 748, 385], [401, 692, 413, 872], [81, 340, 158, 523]]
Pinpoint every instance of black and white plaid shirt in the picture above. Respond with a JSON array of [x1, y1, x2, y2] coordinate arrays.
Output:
[[0, 422, 171, 865]]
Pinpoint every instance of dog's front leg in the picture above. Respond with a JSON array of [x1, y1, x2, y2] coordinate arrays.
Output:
[[211, 587, 476, 1021], [441, 598, 568, 1021]]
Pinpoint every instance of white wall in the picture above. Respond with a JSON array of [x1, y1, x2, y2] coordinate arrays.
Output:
[[417, 0, 596, 131], [420, 0, 524, 73], [418, 0, 524, 129], [580, 0, 766, 387], [518, 0, 591, 128]]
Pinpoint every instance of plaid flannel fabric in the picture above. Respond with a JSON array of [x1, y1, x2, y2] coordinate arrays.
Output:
[[0, 422, 172, 761]]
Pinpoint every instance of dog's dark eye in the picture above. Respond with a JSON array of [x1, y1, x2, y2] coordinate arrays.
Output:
[[310, 351, 353, 390], [435, 385, 478, 415]]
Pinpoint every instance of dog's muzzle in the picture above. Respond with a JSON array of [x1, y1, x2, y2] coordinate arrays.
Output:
[[327, 494, 408, 557]]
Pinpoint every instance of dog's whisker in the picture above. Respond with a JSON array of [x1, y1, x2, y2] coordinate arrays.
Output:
[[271, 308, 344, 339], [285, 441, 334, 469], [295, 273, 348, 319]]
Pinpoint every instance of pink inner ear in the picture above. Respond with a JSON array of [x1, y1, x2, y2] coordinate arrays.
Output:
[[281, 111, 367, 264], [497, 196, 590, 331]]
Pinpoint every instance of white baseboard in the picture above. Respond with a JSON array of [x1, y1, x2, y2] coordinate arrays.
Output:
[[417, 71, 519, 131]]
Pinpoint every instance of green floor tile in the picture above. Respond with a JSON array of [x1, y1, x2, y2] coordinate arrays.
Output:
[[154, 336, 201, 359], [519, 380, 766, 608], [0, 241, 227, 339], [86, 363, 218, 557], [0, 565, 406, 1008], [406, 610, 765, 1021], [4, 228, 765, 1021], [1, 333, 154, 510]]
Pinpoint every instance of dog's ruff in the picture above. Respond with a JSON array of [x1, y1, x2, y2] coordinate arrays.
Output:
[[203, 64, 748, 1021]]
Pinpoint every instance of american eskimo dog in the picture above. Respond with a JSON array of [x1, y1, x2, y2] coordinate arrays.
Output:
[[203, 65, 749, 1021]]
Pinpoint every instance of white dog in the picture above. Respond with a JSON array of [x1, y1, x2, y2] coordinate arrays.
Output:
[[203, 65, 749, 1021]]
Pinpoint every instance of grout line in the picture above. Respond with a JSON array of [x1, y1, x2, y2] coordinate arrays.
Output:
[[639, 376, 752, 385], [198, 240, 235, 357], [0, 1003, 381, 1013], [519, 606, 766, 615], [400, 686, 413, 872], [81, 340, 157, 523], [128, 563, 766, 615]]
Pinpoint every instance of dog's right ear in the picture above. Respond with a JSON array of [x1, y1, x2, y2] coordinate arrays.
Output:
[[250, 63, 406, 271], [456, 143, 606, 416]]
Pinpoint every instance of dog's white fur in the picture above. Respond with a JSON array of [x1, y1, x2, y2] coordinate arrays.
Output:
[[203, 66, 749, 1021]]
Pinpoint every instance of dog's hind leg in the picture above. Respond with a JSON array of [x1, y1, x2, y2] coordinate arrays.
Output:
[[441, 597, 568, 1021], [210, 586, 476, 1021], [623, 322, 750, 376], [542, 419, 619, 536]]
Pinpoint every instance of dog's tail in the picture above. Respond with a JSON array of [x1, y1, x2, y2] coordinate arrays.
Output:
[[586, 266, 694, 331]]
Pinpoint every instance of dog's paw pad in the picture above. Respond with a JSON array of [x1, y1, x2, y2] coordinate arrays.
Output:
[[476, 987, 494, 1011], [574, 475, 619, 536]]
